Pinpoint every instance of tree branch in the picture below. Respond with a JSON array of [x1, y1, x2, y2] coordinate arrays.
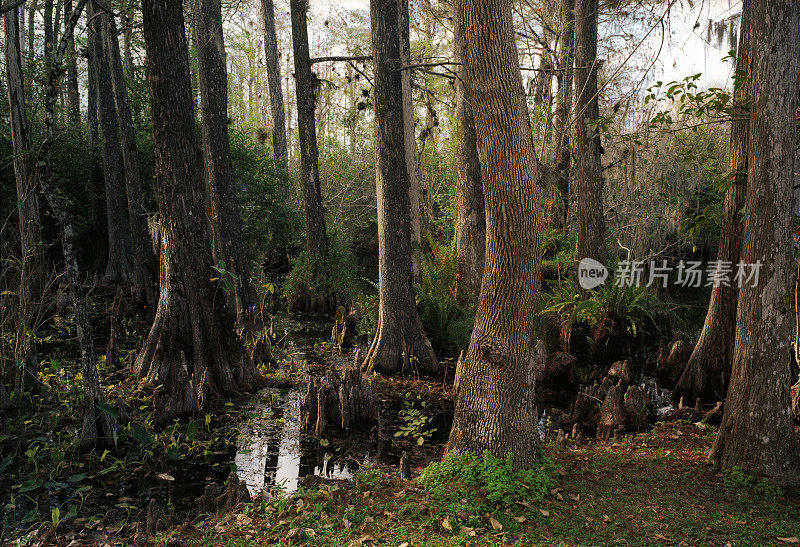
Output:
[[310, 55, 372, 65], [1, 0, 27, 15]]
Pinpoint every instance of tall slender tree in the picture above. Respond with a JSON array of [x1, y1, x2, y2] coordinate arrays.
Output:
[[196, 0, 256, 321], [362, 0, 438, 375], [573, 0, 605, 271], [64, 0, 80, 126], [446, 0, 544, 469], [453, 0, 485, 301], [261, 0, 288, 175], [290, 0, 328, 270], [5, 6, 43, 393], [136, 0, 262, 425], [709, 0, 800, 487], [674, 0, 751, 404], [90, 2, 135, 284], [550, 0, 575, 231]]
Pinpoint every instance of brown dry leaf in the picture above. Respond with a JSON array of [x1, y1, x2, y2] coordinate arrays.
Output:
[[442, 518, 453, 532], [654, 534, 671, 541], [513, 515, 527, 523], [603, 515, 612, 523], [489, 516, 503, 530], [557, 493, 564, 500], [516, 500, 532, 509], [568, 493, 580, 502], [550, 487, 563, 495], [323, 522, 334, 530], [461, 526, 477, 537], [343, 517, 352, 530], [304, 528, 316, 537], [156, 472, 175, 482], [777, 538, 800, 544], [364, 516, 375, 523], [540, 509, 550, 517]]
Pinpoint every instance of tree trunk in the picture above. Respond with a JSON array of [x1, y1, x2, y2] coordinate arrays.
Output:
[[90, 2, 135, 285], [573, 0, 604, 270], [290, 0, 328, 265], [708, 0, 800, 488], [361, 0, 438, 376], [86, 18, 107, 273], [549, 0, 574, 231], [196, 0, 256, 322], [5, 6, 43, 393], [64, 0, 80, 126], [673, 0, 751, 404], [102, 11, 157, 306], [120, 1, 133, 75], [453, 0, 485, 301], [43, 0, 53, 62], [445, 0, 544, 469], [26, 0, 36, 68], [37, 0, 116, 448], [261, 0, 288, 176], [136, 0, 262, 426], [398, 0, 422, 281]]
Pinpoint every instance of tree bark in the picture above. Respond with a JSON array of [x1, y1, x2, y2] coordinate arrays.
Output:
[[361, 0, 438, 376], [136, 0, 262, 426], [453, 0, 485, 301], [90, 2, 135, 285], [573, 0, 605, 270], [196, 0, 256, 321], [86, 16, 107, 273], [673, 0, 751, 404], [290, 0, 328, 265], [261, 0, 288, 176], [5, 6, 43, 393], [119, 0, 133, 75], [37, 0, 116, 447], [102, 11, 157, 306], [64, 0, 80, 126], [708, 0, 800, 488], [549, 0, 574, 231], [446, 0, 544, 469]]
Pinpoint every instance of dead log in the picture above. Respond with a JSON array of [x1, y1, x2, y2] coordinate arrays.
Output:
[[655, 332, 693, 385], [196, 471, 251, 514], [399, 451, 411, 480], [145, 498, 167, 536], [330, 305, 359, 351], [623, 384, 651, 433], [702, 401, 724, 425], [597, 382, 626, 440], [250, 333, 271, 365], [607, 360, 633, 385], [301, 365, 378, 436], [568, 381, 605, 430], [536, 350, 578, 392]]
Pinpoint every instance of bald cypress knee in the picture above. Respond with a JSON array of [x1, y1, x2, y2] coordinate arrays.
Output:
[[446, 0, 545, 469]]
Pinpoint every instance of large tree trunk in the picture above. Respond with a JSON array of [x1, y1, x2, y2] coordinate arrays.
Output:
[[197, 0, 256, 322], [261, 0, 288, 176], [90, 2, 135, 285], [86, 17, 107, 273], [290, 0, 328, 265], [102, 11, 157, 306], [446, 0, 544, 470], [5, 6, 43, 393], [673, 1, 751, 404], [453, 0, 485, 301], [136, 0, 262, 426], [119, 1, 133, 75], [573, 0, 605, 270], [709, 0, 800, 488], [361, 0, 438, 376], [37, 0, 116, 448], [549, 0, 574, 231], [64, 0, 80, 126], [398, 0, 422, 281]]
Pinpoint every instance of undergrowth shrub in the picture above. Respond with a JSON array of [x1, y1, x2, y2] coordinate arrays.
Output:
[[419, 450, 556, 525]]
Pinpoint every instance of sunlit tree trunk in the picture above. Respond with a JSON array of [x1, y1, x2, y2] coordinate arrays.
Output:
[[197, 0, 256, 321], [446, 0, 544, 469], [709, 0, 800, 488], [136, 0, 262, 426], [549, 0, 574, 231], [361, 0, 438, 375], [453, 0, 485, 301], [261, 0, 288, 176], [574, 0, 605, 272], [674, 0, 750, 404]]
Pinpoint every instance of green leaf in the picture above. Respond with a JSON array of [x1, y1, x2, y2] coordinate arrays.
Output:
[[18, 478, 44, 493], [96, 401, 119, 420]]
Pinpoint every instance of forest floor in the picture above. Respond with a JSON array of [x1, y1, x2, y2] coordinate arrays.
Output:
[[158, 420, 800, 546]]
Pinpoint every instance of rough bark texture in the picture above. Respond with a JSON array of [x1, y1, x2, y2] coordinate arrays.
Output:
[[261, 0, 288, 175], [709, 0, 800, 488], [86, 17, 107, 273], [64, 0, 80, 126], [90, 3, 135, 285], [674, 2, 750, 405], [300, 367, 378, 437], [5, 6, 43, 393], [102, 11, 158, 307], [361, 0, 438, 376], [37, 0, 116, 447], [446, 0, 544, 470], [398, 0, 422, 281], [573, 0, 605, 270], [290, 0, 328, 264], [136, 0, 262, 426], [197, 0, 256, 321], [453, 0, 485, 301], [549, 0, 574, 231]]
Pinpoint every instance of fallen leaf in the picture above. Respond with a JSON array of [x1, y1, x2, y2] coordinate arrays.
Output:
[[442, 518, 452, 531], [516, 500, 532, 509], [777, 538, 800, 544], [540, 509, 550, 517], [513, 515, 527, 523], [156, 473, 175, 482], [603, 515, 612, 523], [489, 516, 503, 530], [568, 493, 580, 502], [461, 526, 477, 537], [654, 534, 671, 541], [343, 517, 352, 530]]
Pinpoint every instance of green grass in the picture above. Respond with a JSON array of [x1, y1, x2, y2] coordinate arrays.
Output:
[[155, 421, 800, 546]]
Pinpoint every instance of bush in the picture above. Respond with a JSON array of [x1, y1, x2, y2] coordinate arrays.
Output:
[[419, 450, 556, 522]]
